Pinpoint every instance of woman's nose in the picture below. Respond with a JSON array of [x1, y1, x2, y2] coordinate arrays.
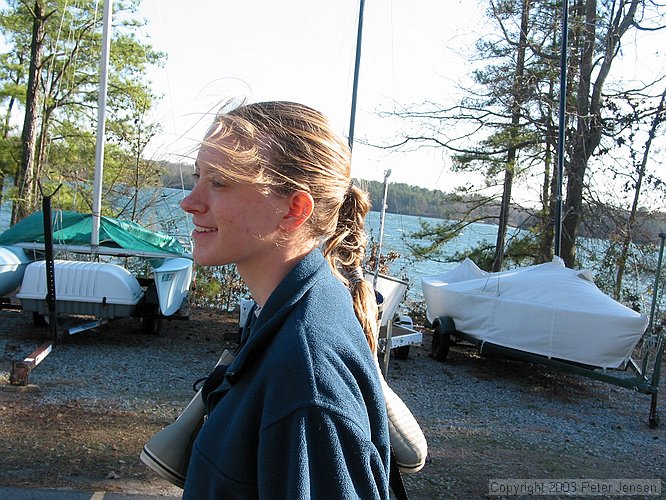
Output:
[[180, 191, 199, 214]]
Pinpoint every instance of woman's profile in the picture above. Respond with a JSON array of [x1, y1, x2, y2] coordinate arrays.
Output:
[[179, 100, 391, 499]]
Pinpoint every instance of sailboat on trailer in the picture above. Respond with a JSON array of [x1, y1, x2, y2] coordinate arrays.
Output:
[[0, 0, 193, 332], [419, 2, 664, 427]]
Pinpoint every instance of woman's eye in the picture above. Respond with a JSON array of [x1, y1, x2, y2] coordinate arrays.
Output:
[[211, 179, 226, 188]]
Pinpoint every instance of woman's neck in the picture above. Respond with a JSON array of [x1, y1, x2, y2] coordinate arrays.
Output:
[[239, 242, 317, 308]]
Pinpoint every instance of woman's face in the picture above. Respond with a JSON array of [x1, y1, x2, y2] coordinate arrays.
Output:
[[180, 138, 289, 269]]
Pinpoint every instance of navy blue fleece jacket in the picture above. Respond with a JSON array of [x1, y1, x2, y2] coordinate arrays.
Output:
[[183, 249, 390, 499]]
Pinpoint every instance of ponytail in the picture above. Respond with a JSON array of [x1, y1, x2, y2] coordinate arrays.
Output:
[[322, 184, 379, 353]]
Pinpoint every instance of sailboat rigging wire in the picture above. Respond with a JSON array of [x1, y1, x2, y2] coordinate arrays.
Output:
[[32, 3, 63, 190], [152, 0, 177, 136], [43, 0, 70, 108], [389, 0, 397, 122], [177, 166, 193, 248]]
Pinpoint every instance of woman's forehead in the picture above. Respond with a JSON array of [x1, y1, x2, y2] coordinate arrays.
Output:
[[196, 138, 232, 168]]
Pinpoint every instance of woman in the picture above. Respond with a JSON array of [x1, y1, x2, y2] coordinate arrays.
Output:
[[180, 101, 390, 499]]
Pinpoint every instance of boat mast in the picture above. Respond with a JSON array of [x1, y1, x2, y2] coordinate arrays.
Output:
[[348, 0, 365, 150], [373, 168, 391, 287], [347, 0, 390, 286], [554, 0, 569, 258], [91, 0, 113, 247]]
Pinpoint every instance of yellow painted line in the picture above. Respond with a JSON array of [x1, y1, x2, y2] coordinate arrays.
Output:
[[90, 492, 105, 500]]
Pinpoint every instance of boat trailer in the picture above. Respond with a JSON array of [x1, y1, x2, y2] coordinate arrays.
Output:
[[430, 233, 666, 428], [4, 194, 189, 388]]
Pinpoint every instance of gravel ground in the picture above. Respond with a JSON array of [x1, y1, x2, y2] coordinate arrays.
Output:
[[0, 306, 664, 499], [392, 334, 664, 499]]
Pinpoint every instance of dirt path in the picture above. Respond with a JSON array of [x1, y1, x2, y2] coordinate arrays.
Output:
[[0, 308, 664, 499]]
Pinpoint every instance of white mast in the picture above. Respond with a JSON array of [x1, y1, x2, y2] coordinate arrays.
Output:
[[372, 168, 391, 288], [91, 0, 113, 247]]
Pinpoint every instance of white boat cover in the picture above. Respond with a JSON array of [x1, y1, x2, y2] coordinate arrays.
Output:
[[421, 257, 648, 369], [367, 273, 408, 327], [17, 260, 144, 319]]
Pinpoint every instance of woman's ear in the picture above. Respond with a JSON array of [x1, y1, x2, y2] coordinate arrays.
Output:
[[280, 191, 314, 231]]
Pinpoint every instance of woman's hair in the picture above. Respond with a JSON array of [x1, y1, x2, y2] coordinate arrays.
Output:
[[202, 101, 379, 352]]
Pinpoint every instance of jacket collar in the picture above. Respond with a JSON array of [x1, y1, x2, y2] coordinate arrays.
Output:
[[227, 248, 330, 383]]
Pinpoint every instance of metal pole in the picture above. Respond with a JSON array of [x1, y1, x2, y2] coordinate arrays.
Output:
[[373, 169, 391, 288], [42, 193, 58, 343], [38, 182, 62, 344], [554, 0, 569, 257], [92, 0, 113, 247], [647, 233, 666, 335], [348, 0, 365, 150]]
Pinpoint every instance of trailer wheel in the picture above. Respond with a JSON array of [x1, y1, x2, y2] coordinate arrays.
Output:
[[393, 345, 410, 360], [431, 319, 452, 362], [32, 312, 48, 327], [141, 303, 162, 335]]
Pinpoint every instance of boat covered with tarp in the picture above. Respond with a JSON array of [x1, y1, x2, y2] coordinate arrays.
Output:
[[0, 210, 190, 259], [0, 210, 193, 323], [421, 257, 648, 369]]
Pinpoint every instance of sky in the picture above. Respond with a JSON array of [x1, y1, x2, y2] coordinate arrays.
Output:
[[2, 0, 663, 203], [136, 0, 490, 193]]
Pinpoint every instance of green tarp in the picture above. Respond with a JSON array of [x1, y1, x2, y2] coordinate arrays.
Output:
[[0, 211, 190, 258]]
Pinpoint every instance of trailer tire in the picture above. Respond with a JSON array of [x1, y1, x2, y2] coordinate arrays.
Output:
[[33, 312, 48, 327], [431, 319, 452, 362], [141, 303, 162, 335], [394, 345, 410, 360]]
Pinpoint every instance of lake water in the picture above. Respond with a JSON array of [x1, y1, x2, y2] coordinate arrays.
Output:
[[149, 188, 510, 303], [0, 186, 507, 306], [151, 188, 514, 307], [8, 187, 656, 316]]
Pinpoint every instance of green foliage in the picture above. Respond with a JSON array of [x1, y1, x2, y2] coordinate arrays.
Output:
[[0, 0, 167, 218], [0, 135, 20, 176], [190, 264, 248, 312], [405, 218, 464, 262]]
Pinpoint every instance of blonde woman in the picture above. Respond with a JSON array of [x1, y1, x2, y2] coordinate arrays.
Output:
[[180, 101, 390, 499]]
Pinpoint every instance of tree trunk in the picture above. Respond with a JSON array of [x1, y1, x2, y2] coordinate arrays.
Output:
[[538, 140, 555, 263], [614, 85, 666, 299], [493, 166, 514, 272], [35, 105, 54, 198], [12, 0, 47, 225], [560, 0, 640, 267]]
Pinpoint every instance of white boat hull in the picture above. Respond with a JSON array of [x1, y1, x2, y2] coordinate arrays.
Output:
[[0, 246, 33, 297], [17, 260, 144, 319], [152, 258, 194, 317], [422, 258, 648, 369]]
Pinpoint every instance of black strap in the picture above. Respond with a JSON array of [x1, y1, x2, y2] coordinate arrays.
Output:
[[201, 364, 229, 403], [389, 448, 408, 500]]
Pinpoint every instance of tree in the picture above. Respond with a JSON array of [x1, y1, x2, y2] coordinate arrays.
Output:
[[604, 86, 666, 300], [0, 0, 166, 223], [380, 0, 665, 272], [381, 0, 561, 269], [12, 0, 51, 223], [559, 0, 663, 267], [488, 0, 531, 271]]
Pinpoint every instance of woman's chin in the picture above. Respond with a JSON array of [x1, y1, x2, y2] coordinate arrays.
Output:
[[192, 252, 216, 267], [192, 250, 230, 267]]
